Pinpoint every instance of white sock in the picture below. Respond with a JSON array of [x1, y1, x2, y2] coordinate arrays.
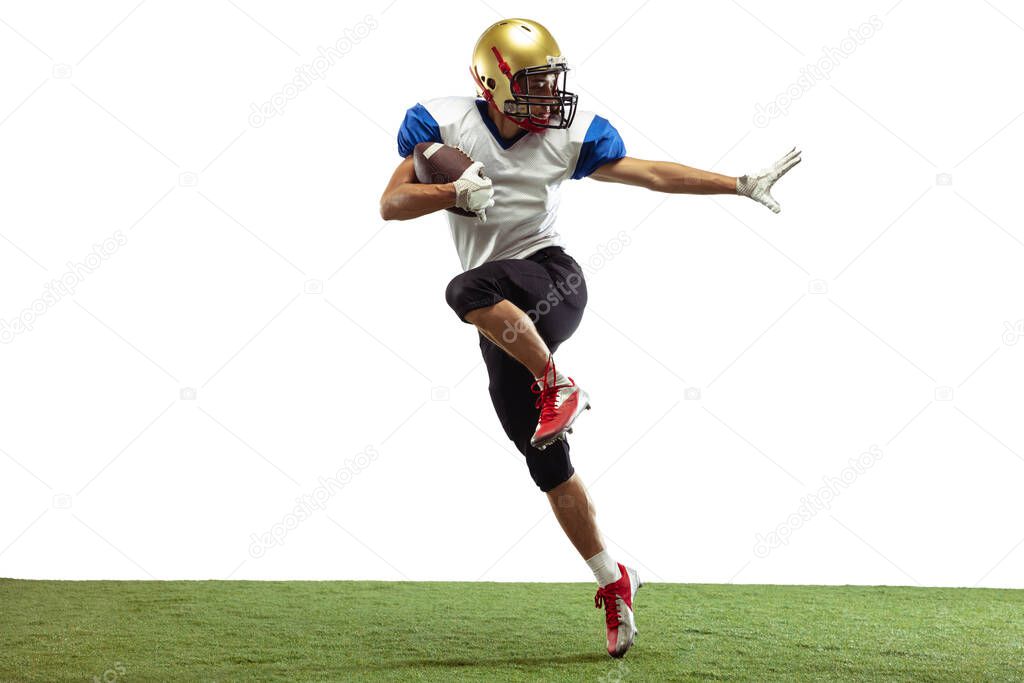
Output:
[[586, 549, 621, 587]]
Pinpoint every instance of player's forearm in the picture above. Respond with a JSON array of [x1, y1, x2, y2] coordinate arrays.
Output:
[[380, 182, 456, 221], [649, 160, 737, 195]]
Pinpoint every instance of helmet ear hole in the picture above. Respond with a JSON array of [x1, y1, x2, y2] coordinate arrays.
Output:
[[486, 77, 496, 89]]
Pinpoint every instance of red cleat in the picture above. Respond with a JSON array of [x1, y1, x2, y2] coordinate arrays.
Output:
[[595, 563, 641, 658], [529, 356, 590, 450]]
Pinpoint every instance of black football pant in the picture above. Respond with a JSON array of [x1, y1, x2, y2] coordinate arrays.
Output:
[[445, 246, 588, 492]]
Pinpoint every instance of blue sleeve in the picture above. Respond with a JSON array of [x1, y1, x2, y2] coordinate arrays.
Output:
[[397, 103, 442, 158], [571, 115, 626, 179]]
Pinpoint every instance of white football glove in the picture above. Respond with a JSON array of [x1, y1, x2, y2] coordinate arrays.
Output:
[[453, 161, 495, 222], [736, 147, 802, 214]]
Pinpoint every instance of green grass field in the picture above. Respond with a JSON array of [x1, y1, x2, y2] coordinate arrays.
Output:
[[1, 579, 1022, 681]]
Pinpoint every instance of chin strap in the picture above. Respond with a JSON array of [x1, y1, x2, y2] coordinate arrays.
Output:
[[469, 46, 547, 134]]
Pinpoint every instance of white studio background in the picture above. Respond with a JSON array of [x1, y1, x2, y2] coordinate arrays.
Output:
[[1, 0, 1022, 588]]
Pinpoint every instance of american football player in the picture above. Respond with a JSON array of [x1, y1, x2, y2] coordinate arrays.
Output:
[[379, 17, 800, 658]]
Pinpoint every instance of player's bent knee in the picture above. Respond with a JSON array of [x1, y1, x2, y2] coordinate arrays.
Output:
[[535, 464, 574, 493], [523, 444, 574, 492], [444, 273, 469, 312], [445, 272, 502, 323]]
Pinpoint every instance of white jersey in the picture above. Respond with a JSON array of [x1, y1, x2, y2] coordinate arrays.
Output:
[[397, 96, 626, 271]]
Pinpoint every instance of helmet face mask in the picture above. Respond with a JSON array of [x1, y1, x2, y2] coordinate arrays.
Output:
[[505, 57, 578, 129]]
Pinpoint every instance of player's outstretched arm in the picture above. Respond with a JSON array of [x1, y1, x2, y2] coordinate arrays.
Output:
[[379, 156, 457, 221], [590, 147, 801, 214]]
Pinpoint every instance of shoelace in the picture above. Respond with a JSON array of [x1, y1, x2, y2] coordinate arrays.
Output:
[[530, 381, 561, 422], [594, 586, 621, 629], [529, 357, 572, 424]]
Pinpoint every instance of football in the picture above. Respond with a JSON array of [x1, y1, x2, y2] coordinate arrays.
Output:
[[412, 141, 479, 217]]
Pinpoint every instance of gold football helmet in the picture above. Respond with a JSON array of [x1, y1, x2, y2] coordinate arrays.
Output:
[[470, 18, 579, 132]]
